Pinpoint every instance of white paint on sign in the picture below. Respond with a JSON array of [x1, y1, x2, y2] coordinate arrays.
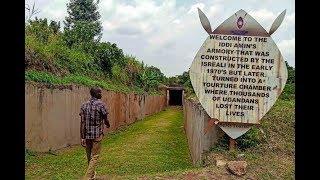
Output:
[[219, 125, 251, 140], [190, 9, 288, 138]]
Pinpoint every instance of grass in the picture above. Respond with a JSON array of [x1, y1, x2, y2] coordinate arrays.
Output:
[[209, 98, 295, 179], [25, 106, 193, 179], [25, 70, 163, 95]]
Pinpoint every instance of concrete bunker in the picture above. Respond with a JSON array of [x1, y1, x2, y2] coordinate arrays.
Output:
[[166, 86, 184, 106]]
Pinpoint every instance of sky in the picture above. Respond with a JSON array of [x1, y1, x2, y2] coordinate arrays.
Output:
[[25, 0, 295, 77]]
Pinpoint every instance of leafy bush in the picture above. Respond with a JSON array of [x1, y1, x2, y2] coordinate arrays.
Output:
[[63, 21, 101, 49], [211, 127, 262, 151], [26, 34, 101, 76], [112, 64, 129, 83], [92, 42, 126, 75], [286, 61, 295, 84], [26, 18, 61, 44], [236, 127, 262, 150], [125, 56, 144, 86], [26, 18, 52, 43], [138, 66, 165, 92], [279, 83, 295, 100]]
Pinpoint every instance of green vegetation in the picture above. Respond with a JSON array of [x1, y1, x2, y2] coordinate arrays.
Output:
[[201, 95, 294, 178], [279, 83, 295, 100], [63, 0, 102, 48], [25, 99, 294, 179], [25, 70, 146, 94], [25, 107, 193, 179], [25, 0, 168, 94], [211, 98, 294, 152], [172, 61, 295, 101], [209, 98, 295, 179], [212, 127, 263, 152], [167, 55, 295, 179]]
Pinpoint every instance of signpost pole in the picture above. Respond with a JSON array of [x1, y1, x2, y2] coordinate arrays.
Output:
[[229, 138, 236, 151]]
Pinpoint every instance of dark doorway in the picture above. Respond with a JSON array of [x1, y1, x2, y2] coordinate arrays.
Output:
[[169, 90, 183, 106]]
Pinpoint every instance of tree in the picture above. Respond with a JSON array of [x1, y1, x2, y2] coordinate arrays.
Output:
[[49, 21, 61, 34], [63, 0, 102, 48], [125, 56, 144, 86], [167, 76, 179, 86], [26, 18, 62, 43], [93, 42, 125, 75], [25, 1, 40, 21], [137, 66, 166, 92], [145, 66, 165, 83], [285, 61, 295, 84], [26, 18, 51, 43]]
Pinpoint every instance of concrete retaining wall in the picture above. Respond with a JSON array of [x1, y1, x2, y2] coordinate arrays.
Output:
[[25, 83, 167, 152], [183, 97, 224, 165]]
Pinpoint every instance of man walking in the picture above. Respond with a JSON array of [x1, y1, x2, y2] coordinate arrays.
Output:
[[79, 87, 110, 179]]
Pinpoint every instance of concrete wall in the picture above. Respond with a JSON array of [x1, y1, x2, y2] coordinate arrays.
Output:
[[183, 97, 224, 165], [25, 83, 167, 152]]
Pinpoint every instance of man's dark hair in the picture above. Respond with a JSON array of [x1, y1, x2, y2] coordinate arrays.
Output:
[[90, 87, 102, 98]]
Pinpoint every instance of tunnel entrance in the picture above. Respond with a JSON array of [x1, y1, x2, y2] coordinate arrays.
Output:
[[167, 87, 184, 106]]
